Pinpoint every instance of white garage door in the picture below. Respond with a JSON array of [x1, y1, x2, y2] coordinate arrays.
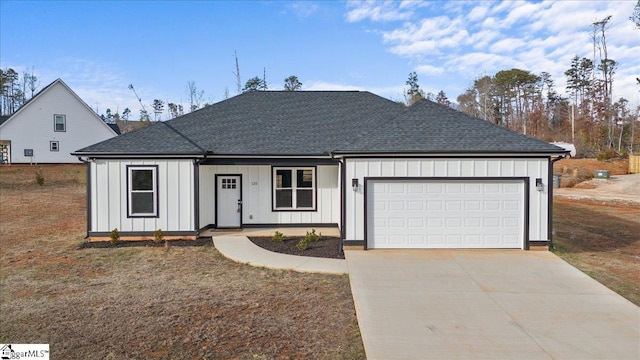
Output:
[[367, 179, 525, 249]]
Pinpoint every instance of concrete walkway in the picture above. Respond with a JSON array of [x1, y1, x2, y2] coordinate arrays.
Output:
[[345, 249, 640, 360], [212, 235, 348, 275]]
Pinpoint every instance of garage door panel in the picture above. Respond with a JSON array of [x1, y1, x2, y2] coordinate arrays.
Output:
[[367, 179, 524, 249]]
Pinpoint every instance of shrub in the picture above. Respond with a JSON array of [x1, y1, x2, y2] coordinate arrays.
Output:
[[596, 149, 617, 161], [296, 238, 309, 251], [305, 228, 321, 242], [153, 229, 164, 243], [272, 231, 285, 242], [109, 228, 120, 245], [35, 167, 45, 186]]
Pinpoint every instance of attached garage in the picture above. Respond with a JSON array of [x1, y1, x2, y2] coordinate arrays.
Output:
[[366, 178, 527, 249]]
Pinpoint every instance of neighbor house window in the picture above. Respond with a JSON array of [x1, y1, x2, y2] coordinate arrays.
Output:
[[273, 167, 315, 210], [127, 166, 158, 217], [50, 141, 59, 152], [54, 114, 66, 132]]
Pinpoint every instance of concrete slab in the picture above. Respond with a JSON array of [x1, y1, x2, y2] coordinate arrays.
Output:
[[345, 250, 640, 360], [212, 235, 347, 275]]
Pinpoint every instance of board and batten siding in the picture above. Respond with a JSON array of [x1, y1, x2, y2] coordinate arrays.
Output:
[[344, 158, 550, 242], [199, 164, 340, 227], [0, 80, 117, 163], [91, 159, 195, 233]]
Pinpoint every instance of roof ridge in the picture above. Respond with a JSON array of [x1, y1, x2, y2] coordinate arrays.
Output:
[[161, 121, 207, 153]]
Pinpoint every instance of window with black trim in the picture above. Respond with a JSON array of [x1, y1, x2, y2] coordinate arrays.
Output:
[[54, 114, 66, 132], [50, 141, 59, 152], [128, 166, 158, 217], [273, 167, 315, 210]]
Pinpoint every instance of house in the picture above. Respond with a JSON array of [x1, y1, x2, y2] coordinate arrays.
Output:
[[73, 91, 567, 249], [0, 78, 118, 164]]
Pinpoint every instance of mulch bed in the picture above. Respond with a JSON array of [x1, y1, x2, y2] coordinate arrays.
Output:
[[249, 236, 344, 259], [78, 237, 212, 249]]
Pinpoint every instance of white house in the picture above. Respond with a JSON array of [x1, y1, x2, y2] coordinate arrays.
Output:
[[0, 78, 118, 164], [74, 91, 567, 250]]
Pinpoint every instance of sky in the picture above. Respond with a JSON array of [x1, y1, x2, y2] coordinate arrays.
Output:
[[1, 0, 639, 120]]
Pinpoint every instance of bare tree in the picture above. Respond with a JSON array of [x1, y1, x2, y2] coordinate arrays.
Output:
[[186, 81, 205, 112], [233, 51, 241, 94]]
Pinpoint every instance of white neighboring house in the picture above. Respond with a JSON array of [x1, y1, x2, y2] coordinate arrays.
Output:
[[0, 78, 118, 164]]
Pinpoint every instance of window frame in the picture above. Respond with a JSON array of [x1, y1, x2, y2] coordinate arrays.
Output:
[[272, 166, 317, 211], [54, 114, 66, 132], [126, 165, 159, 218], [50, 141, 59, 152]]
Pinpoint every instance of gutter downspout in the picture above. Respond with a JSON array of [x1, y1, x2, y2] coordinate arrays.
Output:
[[331, 152, 346, 254], [548, 154, 566, 250]]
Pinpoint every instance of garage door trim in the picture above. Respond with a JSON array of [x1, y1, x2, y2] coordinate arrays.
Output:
[[364, 176, 530, 250]]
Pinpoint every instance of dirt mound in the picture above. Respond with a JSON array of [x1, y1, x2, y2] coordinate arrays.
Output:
[[553, 158, 628, 188]]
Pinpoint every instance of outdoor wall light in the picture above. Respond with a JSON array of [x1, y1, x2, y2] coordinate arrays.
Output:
[[352, 178, 359, 192], [535, 178, 544, 191]]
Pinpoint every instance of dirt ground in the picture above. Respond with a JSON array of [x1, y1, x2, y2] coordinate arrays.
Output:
[[0, 165, 365, 359], [553, 157, 629, 188]]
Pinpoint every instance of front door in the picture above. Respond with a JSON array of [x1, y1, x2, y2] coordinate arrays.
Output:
[[216, 175, 242, 228]]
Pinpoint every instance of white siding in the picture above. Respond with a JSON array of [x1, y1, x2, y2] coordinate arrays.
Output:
[[0, 80, 117, 163], [199, 164, 340, 227], [91, 159, 195, 233], [345, 158, 550, 243]]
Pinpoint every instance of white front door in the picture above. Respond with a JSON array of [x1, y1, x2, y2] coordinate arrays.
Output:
[[216, 175, 241, 228]]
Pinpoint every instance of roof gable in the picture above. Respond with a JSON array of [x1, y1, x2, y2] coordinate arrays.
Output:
[[0, 79, 118, 136]]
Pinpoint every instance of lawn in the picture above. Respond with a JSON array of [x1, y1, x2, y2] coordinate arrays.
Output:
[[0, 165, 365, 359], [552, 198, 640, 306]]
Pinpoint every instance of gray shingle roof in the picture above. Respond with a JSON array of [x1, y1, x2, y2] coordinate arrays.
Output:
[[75, 91, 565, 156], [336, 99, 563, 153]]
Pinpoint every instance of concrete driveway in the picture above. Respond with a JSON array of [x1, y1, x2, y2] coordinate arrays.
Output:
[[345, 250, 640, 360]]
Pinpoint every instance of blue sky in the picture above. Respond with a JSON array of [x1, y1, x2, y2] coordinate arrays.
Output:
[[1, 1, 638, 119]]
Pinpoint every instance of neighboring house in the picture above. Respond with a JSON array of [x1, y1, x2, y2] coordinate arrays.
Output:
[[0, 78, 118, 164], [74, 91, 567, 250]]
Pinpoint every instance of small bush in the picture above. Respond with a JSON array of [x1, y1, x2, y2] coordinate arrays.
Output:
[[596, 149, 617, 161], [153, 229, 164, 243], [35, 167, 45, 186], [272, 231, 285, 242], [296, 238, 309, 251], [305, 229, 321, 242], [109, 228, 120, 245]]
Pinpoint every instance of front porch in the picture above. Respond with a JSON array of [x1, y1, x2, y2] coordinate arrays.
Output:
[[200, 226, 341, 238]]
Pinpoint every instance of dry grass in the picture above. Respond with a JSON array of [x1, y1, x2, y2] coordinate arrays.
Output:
[[553, 158, 629, 188], [0, 165, 365, 359], [552, 198, 640, 306]]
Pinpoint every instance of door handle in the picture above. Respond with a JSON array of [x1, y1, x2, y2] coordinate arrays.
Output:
[[237, 200, 242, 213]]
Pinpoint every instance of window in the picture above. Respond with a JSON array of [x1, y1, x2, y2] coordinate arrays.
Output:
[[127, 166, 158, 217], [54, 114, 66, 132], [273, 167, 315, 210], [50, 141, 59, 152]]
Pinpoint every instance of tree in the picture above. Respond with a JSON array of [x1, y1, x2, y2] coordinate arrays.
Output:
[[233, 50, 242, 94], [122, 108, 131, 120], [186, 81, 205, 112], [139, 109, 151, 122], [243, 76, 267, 92], [284, 75, 302, 91], [405, 71, 424, 105], [631, 0, 640, 29], [435, 90, 451, 107], [167, 103, 183, 119], [152, 99, 164, 121]]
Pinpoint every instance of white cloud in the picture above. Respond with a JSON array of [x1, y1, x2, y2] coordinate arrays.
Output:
[[415, 64, 444, 75], [345, 0, 640, 107], [346, 0, 414, 22], [287, 2, 319, 19]]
